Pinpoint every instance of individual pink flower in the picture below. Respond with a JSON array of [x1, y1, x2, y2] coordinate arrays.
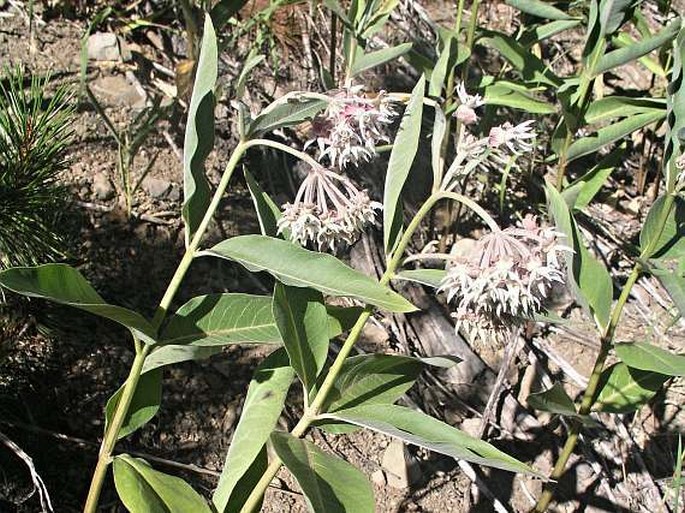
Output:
[[488, 120, 536, 154], [454, 82, 483, 125]]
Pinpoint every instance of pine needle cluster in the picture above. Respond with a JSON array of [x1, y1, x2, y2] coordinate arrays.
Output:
[[0, 67, 75, 268]]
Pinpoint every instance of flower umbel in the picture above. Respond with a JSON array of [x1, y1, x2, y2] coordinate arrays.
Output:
[[454, 82, 484, 125], [438, 215, 569, 341], [487, 120, 536, 154], [308, 86, 398, 169], [277, 166, 380, 251]]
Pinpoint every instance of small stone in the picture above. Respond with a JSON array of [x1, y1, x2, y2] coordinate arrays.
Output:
[[91, 75, 146, 109], [92, 172, 115, 200], [142, 177, 172, 199], [361, 322, 389, 346], [168, 185, 181, 202], [460, 418, 482, 438], [87, 32, 120, 61], [381, 439, 421, 489]]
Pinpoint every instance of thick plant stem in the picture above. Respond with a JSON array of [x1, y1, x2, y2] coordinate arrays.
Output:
[[83, 345, 150, 513], [84, 140, 251, 513], [240, 193, 443, 513], [532, 187, 675, 512]]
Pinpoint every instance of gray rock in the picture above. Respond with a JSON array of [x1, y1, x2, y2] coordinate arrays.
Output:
[[381, 439, 421, 489], [92, 172, 115, 201], [90, 75, 146, 109], [142, 177, 172, 199], [87, 32, 120, 61], [168, 185, 181, 202]]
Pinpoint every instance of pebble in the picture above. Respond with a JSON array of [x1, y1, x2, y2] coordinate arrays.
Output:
[[92, 172, 115, 200], [90, 75, 146, 109], [87, 32, 121, 61], [142, 177, 172, 199], [381, 439, 421, 489]]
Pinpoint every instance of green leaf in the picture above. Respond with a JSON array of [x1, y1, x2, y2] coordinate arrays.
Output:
[[0, 264, 156, 345], [273, 284, 329, 393], [160, 293, 280, 346], [484, 81, 556, 114], [566, 110, 664, 162], [351, 43, 413, 77], [527, 382, 595, 425], [547, 183, 613, 329], [520, 19, 582, 46], [594, 362, 667, 413], [213, 349, 294, 513], [394, 269, 447, 288], [597, 0, 636, 38], [143, 304, 356, 375], [583, 96, 666, 124], [105, 369, 162, 439], [479, 32, 560, 87], [561, 148, 621, 209], [323, 404, 539, 475], [321, 353, 458, 412], [595, 20, 681, 75], [113, 454, 212, 513], [143, 345, 220, 374], [203, 235, 416, 313], [182, 15, 217, 247], [506, 0, 577, 20], [611, 32, 666, 76], [616, 341, 685, 377], [244, 169, 282, 238], [665, 27, 685, 192], [247, 95, 328, 137], [646, 258, 685, 316], [270, 432, 375, 513], [384, 76, 425, 253], [431, 105, 447, 184], [210, 0, 249, 31], [640, 196, 685, 259], [429, 37, 453, 97], [235, 50, 265, 100]]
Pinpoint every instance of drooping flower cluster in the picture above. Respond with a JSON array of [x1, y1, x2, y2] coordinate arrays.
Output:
[[307, 86, 398, 169], [277, 165, 381, 251], [441, 82, 536, 190], [438, 215, 569, 342]]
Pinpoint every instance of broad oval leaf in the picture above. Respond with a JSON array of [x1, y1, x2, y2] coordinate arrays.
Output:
[[0, 264, 156, 344], [640, 195, 685, 259], [270, 431, 375, 513], [213, 349, 294, 513], [593, 362, 668, 413], [527, 382, 596, 426], [429, 37, 453, 97], [247, 93, 328, 137], [113, 454, 212, 513], [645, 258, 685, 316], [321, 353, 459, 412], [520, 19, 582, 46], [182, 15, 217, 246], [547, 184, 613, 329], [615, 341, 685, 377], [351, 43, 413, 77], [160, 293, 280, 346], [273, 284, 329, 393], [384, 76, 425, 253], [106, 369, 162, 440], [561, 148, 621, 210], [567, 110, 664, 162], [322, 404, 539, 475], [394, 269, 447, 288], [202, 235, 416, 312]]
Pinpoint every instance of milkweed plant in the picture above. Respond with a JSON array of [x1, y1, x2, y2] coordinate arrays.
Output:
[[1, 0, 684, 512]]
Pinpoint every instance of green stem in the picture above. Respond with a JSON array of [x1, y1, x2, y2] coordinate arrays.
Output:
[[533, 193, 676, 511], [83, 344, 150, 513], [84, 139, 252, 513], [240, 193, 444, 513], [461, 0, 482, 82]]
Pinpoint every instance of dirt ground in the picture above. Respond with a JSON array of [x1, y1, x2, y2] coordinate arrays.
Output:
[[0, 1, 684, 513]]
